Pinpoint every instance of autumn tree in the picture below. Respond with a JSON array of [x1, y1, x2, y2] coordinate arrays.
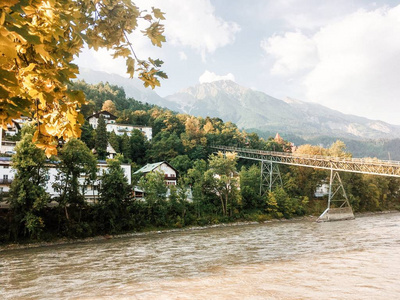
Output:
[[0, 1, 167, 156], [102, 100, 117, 115]]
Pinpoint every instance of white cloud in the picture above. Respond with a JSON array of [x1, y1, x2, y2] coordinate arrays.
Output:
[[179, 51, 188, 61], [135, 0, 240, 60], [199, 71, 235, 83], [261, 31, 318, 76], [263, 5, 400, 124]]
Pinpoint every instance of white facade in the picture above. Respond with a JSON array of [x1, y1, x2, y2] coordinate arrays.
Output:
[[155, 163, 177, 185], [87, 111, 152, 141], [134, 161, 177, 185], [88, 111, 117, 129], [106, 123, 152, 140], [0, 141, 16, 154], [0, 158, 131, 201], [0, 158, 14, 194], [315, 183, 330, 198]]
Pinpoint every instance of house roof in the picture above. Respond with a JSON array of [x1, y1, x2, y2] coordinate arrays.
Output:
[[106, 143, 117, 154], [134, 161, 178, 175], [87, 111, 117, 120], [134, 162, 164, 174]]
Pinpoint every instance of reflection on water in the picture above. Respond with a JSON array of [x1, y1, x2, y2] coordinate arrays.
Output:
[[1, 213, 400, 299]]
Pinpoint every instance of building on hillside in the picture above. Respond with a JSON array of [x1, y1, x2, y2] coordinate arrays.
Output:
[[2, 116, 30, 137], [87, 111, 117, 128], [133, 161, 178, 200], [106, 123, 152, 140], [0, 157, 131, 208], [315, 182, 330, 198], [274, 132, 284, 144], [0, 141, 17, 155], [134, 161, 178, 186], [0, 117, 30, 154], [274, 132, 297, 152], [87, 111, 152, 140], [106, 143, 117, 159]]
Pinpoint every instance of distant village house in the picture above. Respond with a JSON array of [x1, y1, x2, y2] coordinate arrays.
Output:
[[87, 111, 152, 140]]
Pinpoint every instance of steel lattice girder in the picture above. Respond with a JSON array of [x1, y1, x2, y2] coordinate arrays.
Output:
[[211, 145, 400, 177]]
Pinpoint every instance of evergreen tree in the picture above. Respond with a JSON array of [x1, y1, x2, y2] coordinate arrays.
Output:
[[109, 131, 120, 153], [99, 157, 131, 232], [95, 115, 108, 159], [81, 120, 95, 149], [121, 133, 131, 161], [130, 129, 147, 164], [8, 125, 49, 239]]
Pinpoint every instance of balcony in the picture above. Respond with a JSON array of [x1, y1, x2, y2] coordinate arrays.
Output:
[[164, 175, 176, 181], [0, 179, 12, 185]]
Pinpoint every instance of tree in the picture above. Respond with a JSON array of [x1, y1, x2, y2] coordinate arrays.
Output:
[[95, 115, 108, 159], [81, 120, 95, 150], [121, 133, 131, 160], [170, 155, 193, 176], [130, 129, 147, 163], [99, 157, 131, 233], [138, 171, 168, 226], [186, 159, 208, 218], [146, 131, 184, 161], [109, 131, 120, 153], [240, 165, 262, 210], [8, 125, 49, 239], [204, 152, 240, 216], [0, 1, 167, 156], [53, 139, 97, 220], [102, 100, 117, 115]]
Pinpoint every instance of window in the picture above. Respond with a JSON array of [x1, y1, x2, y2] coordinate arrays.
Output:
[[3, 175, 8, 180]]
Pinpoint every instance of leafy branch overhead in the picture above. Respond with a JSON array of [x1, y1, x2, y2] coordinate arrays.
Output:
[[0, 0, 167, 156]]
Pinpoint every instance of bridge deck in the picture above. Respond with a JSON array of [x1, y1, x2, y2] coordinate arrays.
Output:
[[211, 145, 400, 177]]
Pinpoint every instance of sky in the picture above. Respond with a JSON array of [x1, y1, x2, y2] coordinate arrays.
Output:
[[75, 0, 400, 125]]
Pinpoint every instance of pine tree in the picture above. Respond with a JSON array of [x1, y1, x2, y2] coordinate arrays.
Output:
[[121, 133, 131, 160], [99, 157, 131, 232], [109, 131, 120, 153], [95, 115, 108, 159]]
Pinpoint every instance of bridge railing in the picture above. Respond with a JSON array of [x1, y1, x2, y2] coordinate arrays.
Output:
[[211, 145, 400, 166], [211, 145, 400, 177]]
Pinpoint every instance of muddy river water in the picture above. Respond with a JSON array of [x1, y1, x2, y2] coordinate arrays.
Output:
[[1, 212, 400, 299]]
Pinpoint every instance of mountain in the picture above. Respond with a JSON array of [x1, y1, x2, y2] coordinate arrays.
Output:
[[77, 69, 400, 141], [77, 68, 180, 111], [165, 80, 400, 140]]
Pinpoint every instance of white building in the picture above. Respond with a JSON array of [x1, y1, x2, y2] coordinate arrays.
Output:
[[315, 182, 330, 198], [134, 161, 178, 186], [87, 111, 152, 140], [0, 157, 131, 203], [87, 111, 117, 128]]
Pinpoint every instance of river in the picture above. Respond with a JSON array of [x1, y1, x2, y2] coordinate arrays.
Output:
[[1, 212, 400, 299]]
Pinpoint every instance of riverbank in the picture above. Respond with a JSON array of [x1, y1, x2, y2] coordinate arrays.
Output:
[[1, 210, 398, 252]]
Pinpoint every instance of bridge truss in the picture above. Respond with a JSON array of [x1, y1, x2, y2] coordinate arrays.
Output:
[[211, 145, 400, 221]]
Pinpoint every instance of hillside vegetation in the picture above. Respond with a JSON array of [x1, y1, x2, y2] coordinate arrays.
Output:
[[1, 81, 399, 244]]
